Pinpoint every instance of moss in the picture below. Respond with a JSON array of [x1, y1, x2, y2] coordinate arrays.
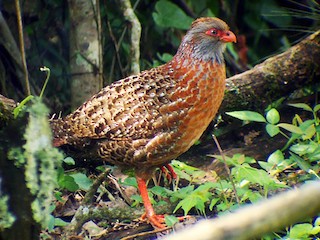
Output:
[[21, 98, 64, 228], [0, 195, 15, 231]]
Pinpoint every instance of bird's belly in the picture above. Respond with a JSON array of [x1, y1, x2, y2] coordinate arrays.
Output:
[[136, 72, 226, 168], [174, 75, 225, 154]]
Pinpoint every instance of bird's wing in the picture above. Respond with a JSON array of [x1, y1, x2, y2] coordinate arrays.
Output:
[[66, 66, 180, 141]]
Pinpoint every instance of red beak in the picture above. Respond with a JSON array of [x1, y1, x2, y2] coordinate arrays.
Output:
[[221, 30, 237, 43]]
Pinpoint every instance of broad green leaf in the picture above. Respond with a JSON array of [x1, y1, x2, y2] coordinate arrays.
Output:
[[258, 161, 273, 171], [157, 53, 173, 63], [152, 0, 193, 30], [130, 195, 142, 207], [174, 190, 210, 215], [289, 223, 313, 238], [70, 173, 93, 191], [120, 177, 137, 188], [58, 175, 79, 192], [234, 165, 273, 186], [266, 123, 280, 137], [288, 103, 313, 112], [310, 226, 320, 235], [277, 123, 303, 134], [165, 215, 179, 227], [266, 108, 280, 124], [226, 111, 266, 122], [302, 124, 316, 140], [150, 186, 169, 197], [171, 185, 194, 201], [290, 143, 317, 156], [171, 160, 199, 172], [267, 150, 284, 164]]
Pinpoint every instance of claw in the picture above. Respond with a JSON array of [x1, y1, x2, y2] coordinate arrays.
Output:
[[160, 164, 177, 182]]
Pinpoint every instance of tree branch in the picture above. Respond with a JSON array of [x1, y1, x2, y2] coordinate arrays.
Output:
[[163, 182, 320, 240], [222, 30, 320, 112], [118, 0, 141, 74]]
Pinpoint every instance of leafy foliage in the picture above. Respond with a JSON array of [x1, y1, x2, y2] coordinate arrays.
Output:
[[152, 0, 193, 30]]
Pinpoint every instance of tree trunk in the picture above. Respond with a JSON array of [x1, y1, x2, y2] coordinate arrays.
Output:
[[68, 0, 103, 110]]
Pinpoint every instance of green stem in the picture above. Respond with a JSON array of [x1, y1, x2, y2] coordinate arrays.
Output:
[[39, 67, 50, 99]]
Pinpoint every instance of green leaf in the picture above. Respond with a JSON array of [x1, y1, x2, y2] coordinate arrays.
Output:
[[266, 123, 280, 137], [58, 175, 79, 192], [226, 111, 266, 122], [314, 104, 320, 113], [302, 124, 316, 140], [152, 0, 193, 30], [165, 215, 179, 227], [63, 157, 75, 165], [173, 184, 212, 215], [13, 95, 34, 118], [267, 150, 284, 164], [157, 53, 173, 63], [209, 198, 219, 211], [150, 186, 170, 197], [69, 173, 93, 191], [266, 108, 280, 124], [288, 103, 313, 112], [289, 152, 311, 172], [289, 223, 313, 238], [290, 143, 317, 156], [54, 217, 69, 227], [120, 177, 137, 188], [277, 123, 303, 134]]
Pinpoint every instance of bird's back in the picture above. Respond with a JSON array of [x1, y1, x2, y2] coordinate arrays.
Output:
[[51, 55, 225, 170]]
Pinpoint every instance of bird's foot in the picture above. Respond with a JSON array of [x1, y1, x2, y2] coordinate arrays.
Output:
[[140, 213, 191, 229], [160, 164, 177, 182], [140, 213, 166, 228]]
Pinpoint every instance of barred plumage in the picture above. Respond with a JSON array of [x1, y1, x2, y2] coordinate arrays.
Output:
[[50, 17, 236, 228]]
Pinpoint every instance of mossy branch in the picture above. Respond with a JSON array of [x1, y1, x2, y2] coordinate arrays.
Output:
[[223, 30, 320, 112]]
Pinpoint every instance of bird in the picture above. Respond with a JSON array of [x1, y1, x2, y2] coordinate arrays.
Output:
[[51, 17, 236, 229]]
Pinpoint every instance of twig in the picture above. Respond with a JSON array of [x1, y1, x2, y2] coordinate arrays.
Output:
[[14, 0, 30, 96], [83, 169, 111, 205], [121, 226, 172, 240], [107, 20, 125, 78], [212, 134, 240, 204], [107, 174, 132, 205]]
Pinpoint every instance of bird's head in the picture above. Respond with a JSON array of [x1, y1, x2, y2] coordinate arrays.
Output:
[[179, 17, 236, 64]]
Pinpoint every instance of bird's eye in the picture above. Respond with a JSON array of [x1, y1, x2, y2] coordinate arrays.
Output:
[[205, 28, 219, 37], [211, 29, 217, 35]]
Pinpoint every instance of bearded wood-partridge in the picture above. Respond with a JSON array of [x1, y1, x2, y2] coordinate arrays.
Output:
[[51, 17, 236, 228]]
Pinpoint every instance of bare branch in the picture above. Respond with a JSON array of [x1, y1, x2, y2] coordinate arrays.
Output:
[[118, 0, 141, 74]]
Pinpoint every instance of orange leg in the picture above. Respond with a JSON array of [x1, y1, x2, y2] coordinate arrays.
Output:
[[136, 175, 166, 229]]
